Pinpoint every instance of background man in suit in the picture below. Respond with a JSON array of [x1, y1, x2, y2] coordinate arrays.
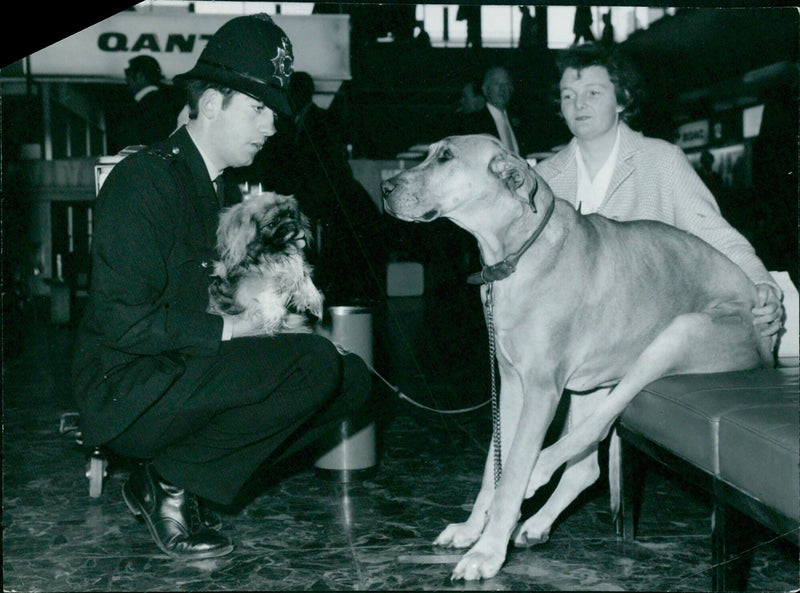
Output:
[[455, 66, 523, 155], [123, 55, 182, 145]]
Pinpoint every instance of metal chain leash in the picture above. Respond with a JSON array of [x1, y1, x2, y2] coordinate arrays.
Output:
[[485, 282, 502, 488]]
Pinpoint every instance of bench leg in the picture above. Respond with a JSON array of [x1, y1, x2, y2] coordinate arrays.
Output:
[[615, 430, 647, 540], [712, 479, 753, 591]]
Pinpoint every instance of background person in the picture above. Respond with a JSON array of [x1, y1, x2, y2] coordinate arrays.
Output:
[[696, 150, 725, 198], [456, 65, 524, 155], [457, 78, 487, 115], [573, 6, 596, 45], [122, 55, 183, 146], [72, 14, 375, 561], [600, 11, 615, 47], [447, 77, 486, 138], [457, 4, 482, 49], [518, 5, 538, 49]]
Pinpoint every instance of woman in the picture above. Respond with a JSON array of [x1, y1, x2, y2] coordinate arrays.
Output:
[[534, 42, 783, 340]]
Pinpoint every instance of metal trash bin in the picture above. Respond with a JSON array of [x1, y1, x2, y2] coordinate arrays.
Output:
[[314, 305, 378, 482]]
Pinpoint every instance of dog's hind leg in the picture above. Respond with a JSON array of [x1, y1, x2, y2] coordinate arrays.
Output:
[[514, 445, 600, 546], [525, 310, 765, 496], [514, 387, 608, 545]]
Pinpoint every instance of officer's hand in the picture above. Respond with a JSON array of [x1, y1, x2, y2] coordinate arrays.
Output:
[[226, 313, 268, 339]]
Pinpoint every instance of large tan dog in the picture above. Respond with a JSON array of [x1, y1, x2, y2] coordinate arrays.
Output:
[[381, 134, 773, 581]]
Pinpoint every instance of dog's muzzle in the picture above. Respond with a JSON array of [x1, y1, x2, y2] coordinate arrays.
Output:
[[380, 178, 398, 214], [381, 178, 438, 222], [261, 218, 302, 252], [381, 181, 401, 219], [380, 178, 396, 198]]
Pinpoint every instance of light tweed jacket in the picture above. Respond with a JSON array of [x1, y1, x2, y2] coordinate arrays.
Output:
[[534, 122, 776, 290]]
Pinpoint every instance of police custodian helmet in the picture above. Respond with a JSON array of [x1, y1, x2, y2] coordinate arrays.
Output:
[[174, 13, 294, 117]]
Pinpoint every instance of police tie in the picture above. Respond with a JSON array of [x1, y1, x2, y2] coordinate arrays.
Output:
[[213, 175, 226, 207]]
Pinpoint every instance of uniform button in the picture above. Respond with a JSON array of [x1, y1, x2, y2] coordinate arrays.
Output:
[[172, 147, 180, 155]]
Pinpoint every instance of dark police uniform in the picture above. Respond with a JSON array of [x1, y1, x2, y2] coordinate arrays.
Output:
[[72, 126, 372, 506]]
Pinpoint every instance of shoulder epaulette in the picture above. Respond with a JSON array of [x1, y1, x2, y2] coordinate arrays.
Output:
[[145, 146, 183, 161]]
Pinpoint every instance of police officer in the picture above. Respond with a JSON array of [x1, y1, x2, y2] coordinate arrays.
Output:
[[72, 14, 374, 560]]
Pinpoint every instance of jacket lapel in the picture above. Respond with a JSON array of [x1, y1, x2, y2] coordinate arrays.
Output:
[[542, 140, 579, 206], [601, 122, 643, 209]]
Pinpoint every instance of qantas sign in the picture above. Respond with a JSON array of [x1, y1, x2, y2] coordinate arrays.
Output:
[[24, 12, 351, 82]]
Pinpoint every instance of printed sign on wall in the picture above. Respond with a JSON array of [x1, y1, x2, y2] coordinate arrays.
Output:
[[677, 120, 710, 149], [24, 12, 351, 84]]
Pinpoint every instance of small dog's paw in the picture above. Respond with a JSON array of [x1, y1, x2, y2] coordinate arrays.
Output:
[[308, 288, 324, 320], [282, 312, 314, 333]]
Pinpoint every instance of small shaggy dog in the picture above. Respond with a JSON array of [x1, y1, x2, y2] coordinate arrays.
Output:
[[207, 191, 324, 334]]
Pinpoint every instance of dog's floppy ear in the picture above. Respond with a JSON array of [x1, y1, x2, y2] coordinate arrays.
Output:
[[528, 169, 554, 213], [217, 203, 259, 268], [488, 151, 537, 207]]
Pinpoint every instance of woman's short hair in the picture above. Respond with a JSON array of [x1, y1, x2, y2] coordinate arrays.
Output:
[[555, 42, 644, 122]]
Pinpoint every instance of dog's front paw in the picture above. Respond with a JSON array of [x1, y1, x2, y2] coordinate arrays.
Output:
[[433, 522, 482, 549], [296, 278, 323, 320], [308, 288, 324, 320], [451, 545, 505, 581]]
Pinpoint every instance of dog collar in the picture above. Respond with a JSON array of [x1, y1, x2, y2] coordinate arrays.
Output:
[[467, 196, 555, 285]]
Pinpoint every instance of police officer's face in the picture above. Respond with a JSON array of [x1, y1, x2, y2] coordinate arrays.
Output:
[[213, 91, 277, 168]]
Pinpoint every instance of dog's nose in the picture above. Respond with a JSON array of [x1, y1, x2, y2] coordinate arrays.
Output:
[[380, 179, 396, 198]]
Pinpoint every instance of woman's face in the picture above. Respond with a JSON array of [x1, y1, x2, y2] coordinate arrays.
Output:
[[559, 65, 623, 141]]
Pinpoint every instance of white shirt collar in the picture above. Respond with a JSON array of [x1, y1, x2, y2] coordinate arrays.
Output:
[[486, 102, 503, 120], [575, 125, 621, 214], [134, 85, 159, 103], [486, 103, 519, 155]]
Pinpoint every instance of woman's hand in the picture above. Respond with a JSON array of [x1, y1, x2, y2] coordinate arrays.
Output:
[[752, 283, 784, 339]]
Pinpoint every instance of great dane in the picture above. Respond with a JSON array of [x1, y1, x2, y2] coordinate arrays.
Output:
[[381, 134, 773, 581]]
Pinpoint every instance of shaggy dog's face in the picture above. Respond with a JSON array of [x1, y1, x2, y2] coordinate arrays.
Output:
[[208, 191, 323, 333], [216, 192, 311, 270]]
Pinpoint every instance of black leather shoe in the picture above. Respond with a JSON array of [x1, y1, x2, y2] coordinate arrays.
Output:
[[122, 463, 234, 559]]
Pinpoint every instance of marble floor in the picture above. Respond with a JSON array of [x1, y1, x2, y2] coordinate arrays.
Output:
[[3, 290, 798, 592]]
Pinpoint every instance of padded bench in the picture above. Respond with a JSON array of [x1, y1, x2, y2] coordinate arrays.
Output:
[[615, 366, 799, 591]]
